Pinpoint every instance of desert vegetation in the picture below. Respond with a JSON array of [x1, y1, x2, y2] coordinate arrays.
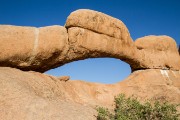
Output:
[[96, 94, 179, 120]]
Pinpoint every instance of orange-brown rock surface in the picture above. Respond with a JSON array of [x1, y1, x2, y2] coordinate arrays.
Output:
[[0, 9, 180, 72], [0, 25, 69, 72], [65, 9, 180, 71], [0, 67, 179, 120], [0, 9, 180, 119], [65, 9, 132, 40], [134, 35, 180, 70]]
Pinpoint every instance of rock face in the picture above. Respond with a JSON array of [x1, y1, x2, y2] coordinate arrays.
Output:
[[65, 9, 132, 40], [0, 9, 180, 71], [57, 76, 70, 82], [0, 25, 68, 72], [67, 27, 136, 63], [119, 69, 180, 103], [0, 9, 180, 119], [0, 67, 179, 120], [134, 35, 180, 70], [0, 68, 96, 120]]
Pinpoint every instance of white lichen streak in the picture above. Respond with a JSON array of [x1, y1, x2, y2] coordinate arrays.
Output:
[[34, 28, 39, 55], [160, 70, 170, 79], [160, 70, 172, 85], [29, 28, 39, 62]]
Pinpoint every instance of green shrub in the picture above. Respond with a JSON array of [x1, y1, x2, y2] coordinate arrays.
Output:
[[96, 107, 112, 120], [96, 94, 179, 120]]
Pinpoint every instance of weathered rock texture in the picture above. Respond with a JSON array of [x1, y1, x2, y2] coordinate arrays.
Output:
[[135, 35, 180, 70], [0, 9, 180, 71], [65, 9, 132, 40], [57, 76, 70, 82], [67, 27, 136, 63], [0, 25, 68, 72], [0, 67, 97, 120], [0, 67, 179, 120], [0, 9, 180, 119]]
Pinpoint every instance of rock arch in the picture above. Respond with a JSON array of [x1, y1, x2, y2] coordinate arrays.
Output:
[[0, 9, 180, 72]]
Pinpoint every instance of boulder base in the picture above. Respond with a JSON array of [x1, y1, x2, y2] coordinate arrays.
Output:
[[0, 67, 179, 119]]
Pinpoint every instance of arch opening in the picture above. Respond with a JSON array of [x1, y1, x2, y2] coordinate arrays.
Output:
[[45, 58, 131, 84]]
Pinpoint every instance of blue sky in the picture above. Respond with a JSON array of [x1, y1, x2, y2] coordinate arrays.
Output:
[[0, 0, 180, 84]]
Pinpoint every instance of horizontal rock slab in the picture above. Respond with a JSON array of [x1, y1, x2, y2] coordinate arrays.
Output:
[[134, 36, 180, 70], [65, 9, 180, 71], [32, 25, 69, 71], [0, 25, 35, 65], [67, 27, 138, 67], [135, 35, 178, 52], [67, 27, 180, 71], [0, 9, 180, 72], [65, 9, 132, 42], [0, 25, 68, 72]]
